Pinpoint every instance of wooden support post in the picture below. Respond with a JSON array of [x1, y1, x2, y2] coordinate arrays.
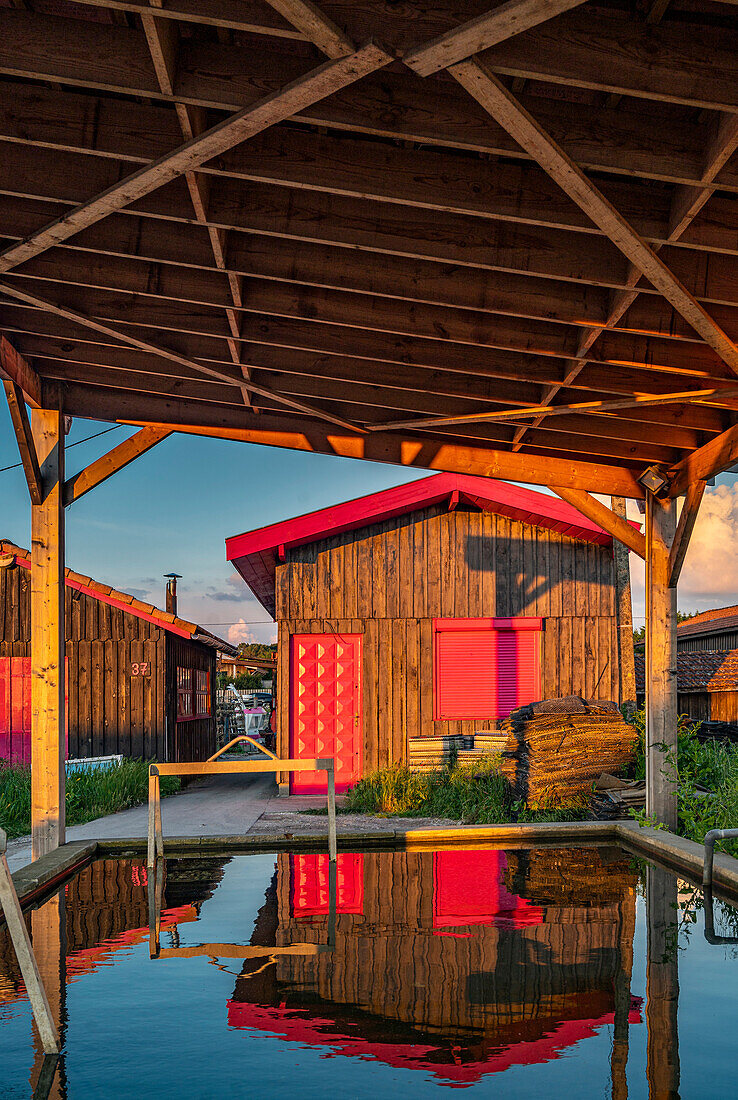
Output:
[[645, 493, 678, 830], [0, 830, 60, 1054], [611, 496, 637, 716], [327, 761, 337, 862], [30, 409, 66, 860]]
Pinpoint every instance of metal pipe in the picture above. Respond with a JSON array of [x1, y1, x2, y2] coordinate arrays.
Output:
[[703, 828, 738, 890]]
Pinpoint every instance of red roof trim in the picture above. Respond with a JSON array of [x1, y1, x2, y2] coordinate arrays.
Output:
[[227, 474, 619, 618], [12, 553, 192, 640]]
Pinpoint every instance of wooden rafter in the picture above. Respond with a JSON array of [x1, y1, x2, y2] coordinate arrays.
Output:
[[550, 487, 646, 559], [514, 113, 738, 451], [3, 379, 43, 505], [404, 0, 589, 76], [0, 281, 366, 433], [0, 334, 43, 408], [58, 383, 646, 496], [140, 0, 252, 406], [448, 60, 738, 378], [0, 42, 391, 274], [668, 479, 706, 587], [64, 426, 172, 505], [262, 0, 354, 58], [668, 421, 738, 496], [371, 385, 738, 433]]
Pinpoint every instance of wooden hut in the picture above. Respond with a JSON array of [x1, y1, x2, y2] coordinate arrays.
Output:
[[636, 649, 738, 729], [227, 473, 623, 793], [0, 540, 236, 764]]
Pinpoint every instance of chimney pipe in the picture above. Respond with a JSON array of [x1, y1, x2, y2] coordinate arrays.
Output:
[[164, 573, 182, 617]]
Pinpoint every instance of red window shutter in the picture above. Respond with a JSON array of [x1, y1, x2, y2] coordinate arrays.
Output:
[[434, 618, 541, 720], [496, 630, 541, 718]]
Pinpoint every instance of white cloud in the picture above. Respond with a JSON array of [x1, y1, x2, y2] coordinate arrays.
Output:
[[227, 619, 257, 645], [626, 484, 738, 623], [678, 484, 738, 601]]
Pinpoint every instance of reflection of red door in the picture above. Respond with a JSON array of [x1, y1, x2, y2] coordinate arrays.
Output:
[[290, 853, 364, 916], [290, 633, 362, 794]]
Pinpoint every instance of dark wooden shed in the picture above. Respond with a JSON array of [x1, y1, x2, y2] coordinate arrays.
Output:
[[0, 539, 235, 765], [227, 474, 622, 794]]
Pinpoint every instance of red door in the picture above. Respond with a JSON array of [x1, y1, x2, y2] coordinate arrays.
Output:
[[289, 633, 362, 794], [0, 657, 69, 765]]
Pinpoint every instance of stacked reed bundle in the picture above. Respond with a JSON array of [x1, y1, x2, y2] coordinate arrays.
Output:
[[499, 697, 637, 806]]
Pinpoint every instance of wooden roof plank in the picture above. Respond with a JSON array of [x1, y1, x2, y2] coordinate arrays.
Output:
[[0, 41, 392, 273]]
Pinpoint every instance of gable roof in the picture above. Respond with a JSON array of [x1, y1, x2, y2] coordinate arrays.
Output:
[[678, 607, 738, 638], [635, 650, 738, 694], [0, 540, 236, 655], [226, 473, 618, 619]]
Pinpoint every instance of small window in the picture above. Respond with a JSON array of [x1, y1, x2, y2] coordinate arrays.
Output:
[[176, 667, 211, 721], [433, 618, 542, 720]]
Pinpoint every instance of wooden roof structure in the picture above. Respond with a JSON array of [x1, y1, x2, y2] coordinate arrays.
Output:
[[1, 0, 738, 499]]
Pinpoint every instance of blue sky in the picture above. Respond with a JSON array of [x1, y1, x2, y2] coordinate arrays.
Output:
[[0, 403, 428, 644], [3, 401, 737, 644]]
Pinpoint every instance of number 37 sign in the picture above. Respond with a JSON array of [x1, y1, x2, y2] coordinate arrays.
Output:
[[131, 662, 151, 676]]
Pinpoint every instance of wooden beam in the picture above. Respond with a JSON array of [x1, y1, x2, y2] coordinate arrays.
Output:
[[3, 380, 43, 505], [645, 494, 677, 830], [404, 0, 589, 76], [550, 487, 646, 558], [55, 379, 646, 496], [64, 426, 172, 505], [372, 386, 738, 432], [262, 0, 354, 58], [611, 495, 636, 716], [668, 421, 738, 495], [668, 479, 706, 588], [0, 280, 366, 433], [0, 41, 391, 273], [140, 2, 252, 405], [449, 59, 738, 377], [30, 407, 66, 859], [0, 334, 43, 407]]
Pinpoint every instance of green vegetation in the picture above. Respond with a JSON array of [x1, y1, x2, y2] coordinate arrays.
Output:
[[342, 757, 589, 824], [629, 708, 738, 855], [0, 758, 180, 840]]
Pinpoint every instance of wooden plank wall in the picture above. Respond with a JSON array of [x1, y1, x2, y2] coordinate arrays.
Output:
[[708, 691, 738, 724], [166, 634, 217, 762], [275, 507, 619, 769], [1, 560, 166, 759]]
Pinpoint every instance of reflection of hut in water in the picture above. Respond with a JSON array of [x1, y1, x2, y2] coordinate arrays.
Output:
[[229, 847, 639, 1084], [0, 857, 228, 1008]]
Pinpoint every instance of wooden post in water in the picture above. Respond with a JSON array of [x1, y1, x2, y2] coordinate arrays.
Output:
[[30, 409, 66, 860], [645, 494, 677, 830], [645, 864, 680, 1098]]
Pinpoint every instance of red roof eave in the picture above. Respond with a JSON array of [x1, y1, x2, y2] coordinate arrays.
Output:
[[226, 473, 628, 618]]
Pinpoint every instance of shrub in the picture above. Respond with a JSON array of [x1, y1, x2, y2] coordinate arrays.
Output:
[[343, 757, 590, 825], [0, 758, 180, 840], [628, 707, 738, 854]]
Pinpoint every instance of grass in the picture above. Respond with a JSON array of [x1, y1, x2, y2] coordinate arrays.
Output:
[[341, 755, 590, 825], [0, 758, 181, 840], [629, 707, 738, 855]]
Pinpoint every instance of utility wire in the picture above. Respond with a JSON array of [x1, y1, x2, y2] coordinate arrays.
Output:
[[0, 424, 123, 474]]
